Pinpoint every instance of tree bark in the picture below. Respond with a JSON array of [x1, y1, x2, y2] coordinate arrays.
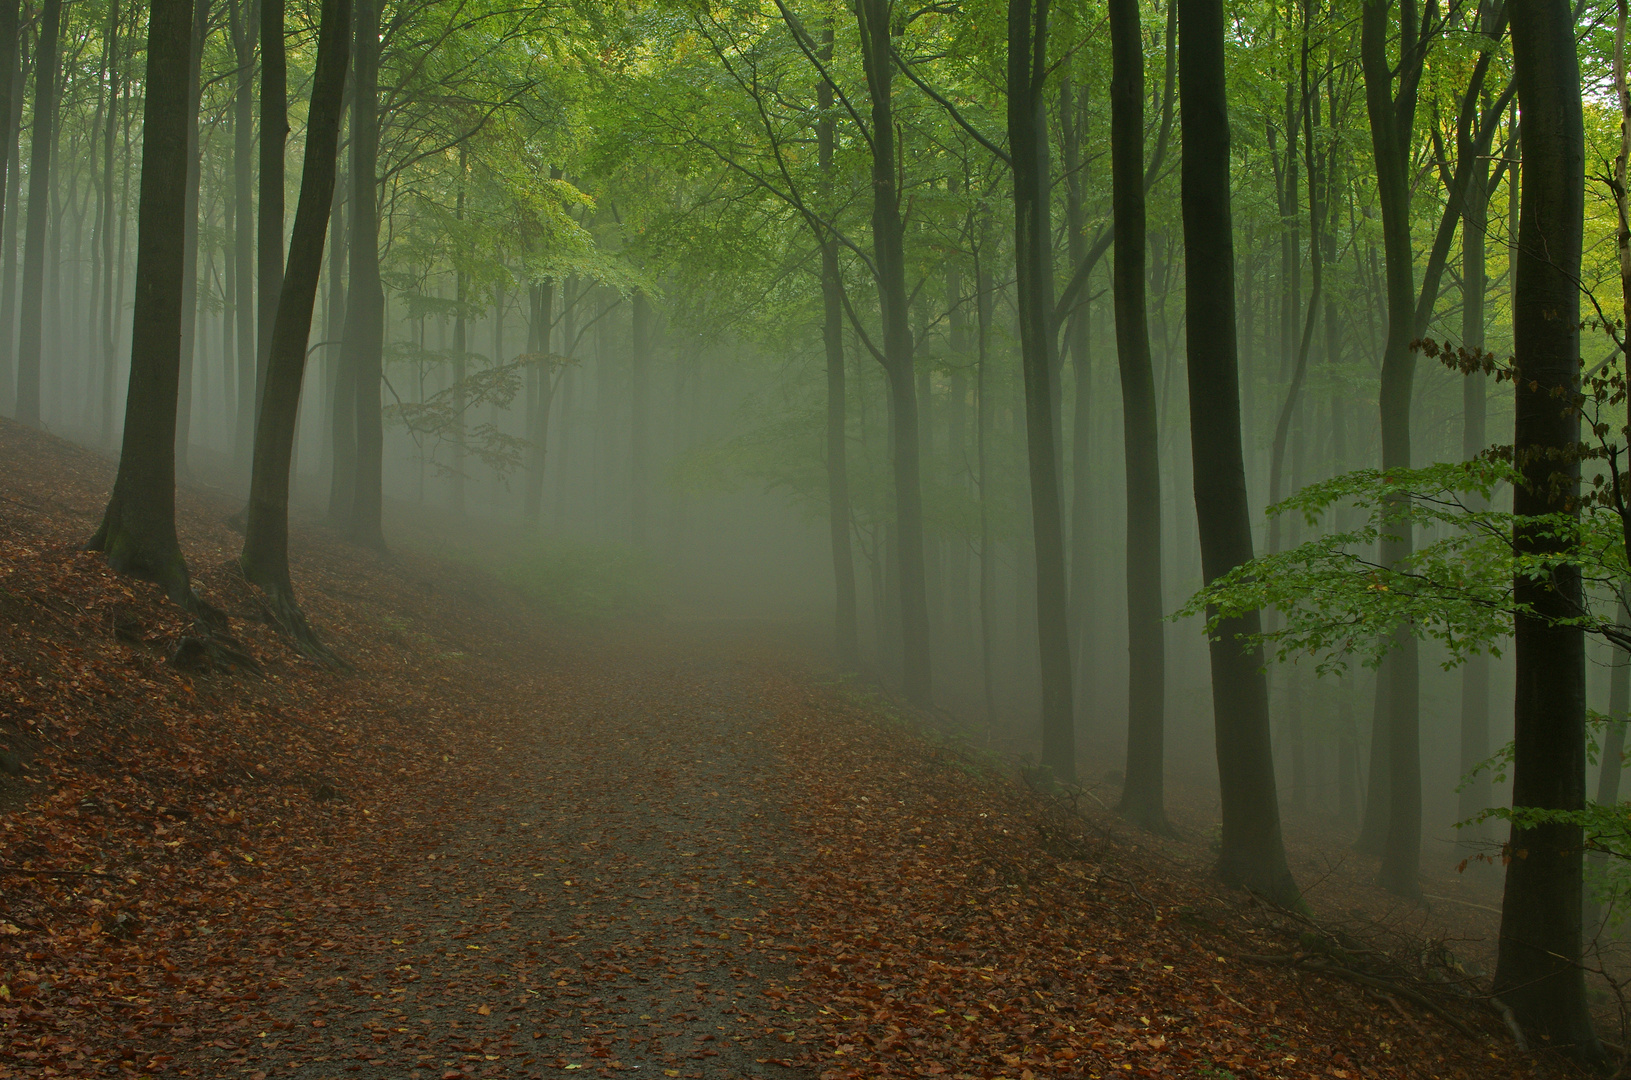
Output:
[[88, 0, 198, 604], [1009, 0, 1075, 782], [0, 0, 19, 403], [1493, 0, 1594, 1053], [1458, 106, 1492, 844], [0, 31, 25, 409], [175, 0, 211, 475], [1177, 0, 1298, 905], [256, 0, 288, 422], [631, 289, 651, 549], [343, 0, 384, 550], [240, 0, 350, 656], [1107, 0, 1166, 827], [819, 37, 859, 671], [855, 0, 931, 707], [13, 0, 62, 427], [99, 0, 122, 446], [1360, 0, 1424, 897], [229, 0, 257, 475]]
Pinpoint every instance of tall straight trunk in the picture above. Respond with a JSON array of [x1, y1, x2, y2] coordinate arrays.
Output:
[[975, 228, 998, 726], [342, 0, 384, 549], [99, 0, 122, 445], [1267, 22, 1323, 557], [322, 116, 347, 495], [820, 40, 859, 670], [1493, 0, 1593, 1052], [1061, 78, 1095, 730], [1458, 121, 1492, 841], [855, 0, 931, 706], [0, 34, 24, 405], [1177, 0, 1298, 905], [1009, 0, 1075, 781], [1108, 0, 1165, 828], [241, 0, 350, 651], [89, 0, 198, 603], [450, 152, 467, 515], [14, 0, 62, 427], [176, 0, 210, 475], [230, 0, 256, 474], [257, 0, 287, 417], [1361, 0, 1423, 896], [0, 0, 19, 403], [1597, 0, 1631, 936], [1587, 607, 1630, 935], [630, 289, 651, 548], [522, 278, 553, 525]]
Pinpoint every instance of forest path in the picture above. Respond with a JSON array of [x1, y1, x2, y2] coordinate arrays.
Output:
[[171, 632, 824, 1080]]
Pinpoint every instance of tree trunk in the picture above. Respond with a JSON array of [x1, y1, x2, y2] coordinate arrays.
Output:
[[229, 0, 257, 474], [1177, 0, 1298, 905], [451, 153, 467, 515], [256, 0, 288, 422], [0, 0, 19, 404], [975, 224, 997, 727], [522, 278, 554, 526], [1458, 118, 1492, 845], [1109, 0, 1167, 828], [175, 0, 210, 476], [0, 32, 25, 410], [99, 0, 122, 446], [89, 0, 198, 604], [630, 289, 651, 548], [1360, 0, 1423, 897], [323, 115, 350, 516], [1493, 0, 1594, 1053], [855, 0, 931, 707], [241, 0, 349, 650], [13, 0, 62, 427], [820, 42, 858, 670], [343, 0, 384, 550], [1060, 79, 1095, 731], [1009, 0, 1075, 781]]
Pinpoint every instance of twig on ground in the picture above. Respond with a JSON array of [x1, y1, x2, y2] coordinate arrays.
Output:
[[1488, 996, 1528, 1050], [0, 864, 118, 880]]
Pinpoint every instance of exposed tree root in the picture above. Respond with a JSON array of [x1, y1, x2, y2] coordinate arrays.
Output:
[[240, 569, 348, 670]]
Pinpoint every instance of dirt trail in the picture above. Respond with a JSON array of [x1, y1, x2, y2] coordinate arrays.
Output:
[[159, 643, 824, 1080]]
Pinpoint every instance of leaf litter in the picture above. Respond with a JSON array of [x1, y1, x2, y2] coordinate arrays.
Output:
[[0, 417, 1590, 1080]]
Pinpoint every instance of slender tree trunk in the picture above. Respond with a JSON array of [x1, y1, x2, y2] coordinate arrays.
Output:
[[1009, 0, 1075, 781], [522, 278, 553, 525], [819, 40, 859, 671], [1109, 0, 1166, 827], [89, 0, 198, 603], [975, 227, 997, 727], [343, 0, 384, 549], [856, 0, 931, 707], [0, 0, 19, 404], [1060, 79, 1099, 733], [241, 0, 350, 654], [1493, 0, 1594, 1052], [323, 110, 349, 510], [99, 0, 122, 445], [14, 0, 62, 427], [451, 152, 467, 515], [1459, 119, 1493, 844], [0, 34, 25, 408], [630, 289, 651, 549], [176, 0, 210, 476], [256, 0, 288, 427], [1360, 0, 1423, 897], [230, 0, 257, 473], [1177, 0, 1298, 905]]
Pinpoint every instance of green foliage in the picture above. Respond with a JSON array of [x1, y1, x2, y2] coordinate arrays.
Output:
[[498, 541, 665, 622], [1177, 454, 1631, 675]]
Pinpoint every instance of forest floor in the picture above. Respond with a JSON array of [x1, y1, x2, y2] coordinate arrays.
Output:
[[0, 415, 1604, 1080]]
